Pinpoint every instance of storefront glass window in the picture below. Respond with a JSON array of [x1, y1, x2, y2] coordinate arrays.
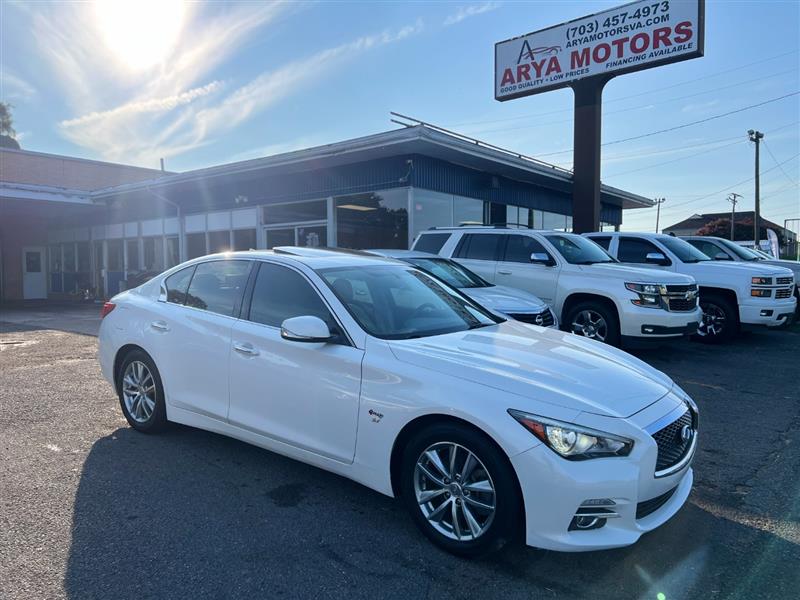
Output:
[[412, 190, 451, 240], [336, 189, 408, 250], [166, 237, 180, 267], [107, 240, 123, 271], [264, 200, 326, 225], [63, 244, 76, 272], [453, 196, 484, 227], [187, 233, 207, 259], [232, 229, 257, 251], [143, 237, 165, 272], [208, 230, 230, 254], [126, 240, 140, 271]]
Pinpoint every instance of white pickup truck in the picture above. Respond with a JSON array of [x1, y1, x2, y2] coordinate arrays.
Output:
[[411, 226, 703, 347], [584, 232, 796, 343]]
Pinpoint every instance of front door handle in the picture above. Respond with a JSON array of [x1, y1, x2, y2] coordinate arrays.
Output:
[[151, 320, 169, 332], [233, 342, 259, 357], [497, 269, 512, 275]]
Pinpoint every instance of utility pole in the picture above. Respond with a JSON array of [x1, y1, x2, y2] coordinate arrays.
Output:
[[727, 193, 742, 240], [748, 129, 764, 246], [654, 197, 666, 233]]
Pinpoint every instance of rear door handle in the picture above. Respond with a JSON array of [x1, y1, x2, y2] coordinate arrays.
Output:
[[151, 320, 169, 332], [497, 270, 512, 275], [233, 342, 259, 357]]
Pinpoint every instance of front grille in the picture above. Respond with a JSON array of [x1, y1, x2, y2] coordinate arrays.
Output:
[[652, 410, 694, 472], [668, 298, 698, 312], [665, 284, 698, 312], [510, 310, 555, 327], [776, 277, 793, 285], [776, 288, 793, 299], [636, 487, 677, 519]]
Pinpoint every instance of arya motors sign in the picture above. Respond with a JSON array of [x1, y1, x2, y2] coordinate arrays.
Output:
[[495, 0, 704, 101]]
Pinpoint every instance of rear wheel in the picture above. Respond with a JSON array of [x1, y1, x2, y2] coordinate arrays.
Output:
[[400, 423, 521, 557], [564, 301, 620, 346], [694, 293, 738, 343], [116, 350, 168, 432]]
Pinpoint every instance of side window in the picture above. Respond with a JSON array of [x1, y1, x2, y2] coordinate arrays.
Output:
[[687, 239, 722, 259], [413, 233, 451, 254], [503, 235, 549, 263], [164, 266, 195, 304], [455, 234, 504, 261], [590, 236, 612, 250], [249, 263, 337, 332], [185, 260, 251, 316], [618, 238, 662, 263]]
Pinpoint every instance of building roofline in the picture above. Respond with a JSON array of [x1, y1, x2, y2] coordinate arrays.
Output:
[[0, 181, 94, 205], [89, 125, 653, 209], [0, 146, 172, 175]]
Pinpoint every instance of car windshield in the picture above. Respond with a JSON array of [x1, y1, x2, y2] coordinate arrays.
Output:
[[317, 265, 500, 340], [544, 234, 616, 265], [659, 237, 711, 263], [717, 238, 760, 261], [405, 257, 490, 289]]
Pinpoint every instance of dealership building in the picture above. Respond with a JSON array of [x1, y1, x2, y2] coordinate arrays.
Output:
[[0, 125, 651, 302]]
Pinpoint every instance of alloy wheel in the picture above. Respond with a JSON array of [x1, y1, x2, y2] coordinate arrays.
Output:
[[571, 309, 608, 342], [697, 303, 726, 338], [121, 360, 156, 423], [414, 442, 496, 541]]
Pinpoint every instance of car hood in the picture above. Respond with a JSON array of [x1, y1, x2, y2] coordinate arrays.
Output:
[[582, 263, 694, 283], [387, 321, 674, 418], [682, 261, 794, 278], [462, 285, 549, 313], [757, 259, 800, 276]]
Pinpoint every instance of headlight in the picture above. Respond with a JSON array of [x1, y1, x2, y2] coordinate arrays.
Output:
[[752, 276, 772, 285], [751, 289, 771, 297], [508, 410, 634, 460], [625, 282, 665, 308]]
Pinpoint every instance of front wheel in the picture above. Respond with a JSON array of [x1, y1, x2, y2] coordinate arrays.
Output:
[[564, 301, 620, 346], [400, 423, 522, 557], [694, 294, 738, 343]]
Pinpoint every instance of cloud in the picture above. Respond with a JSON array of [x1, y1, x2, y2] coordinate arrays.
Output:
[[444, 2, 501, 26], [1, 71, 37, 101], [56, 19, 424, 165]]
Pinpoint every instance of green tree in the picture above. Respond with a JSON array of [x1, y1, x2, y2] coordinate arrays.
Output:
[[696, 217, 784, 246], [0, 102, 20, 149]]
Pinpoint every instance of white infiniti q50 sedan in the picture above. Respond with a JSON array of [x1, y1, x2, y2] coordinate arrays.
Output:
[[98, 250, 698, 556]]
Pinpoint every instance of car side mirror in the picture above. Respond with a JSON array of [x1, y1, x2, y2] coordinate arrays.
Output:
[[530, 252, 554, 266], [645, 252, 670, 266], [280, 316, 333, 343], [713, 252, 731, 261]]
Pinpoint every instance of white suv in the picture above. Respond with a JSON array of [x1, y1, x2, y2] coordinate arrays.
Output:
[[585, 232, 797, 343], [411, 227, 703, 347]]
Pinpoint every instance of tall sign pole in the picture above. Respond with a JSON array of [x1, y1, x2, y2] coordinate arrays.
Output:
[[495, 0, 704, 233]]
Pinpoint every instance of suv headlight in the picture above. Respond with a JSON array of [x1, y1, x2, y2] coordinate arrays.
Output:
[[625, 282, 665, 308], [508, 410, 634, 460]]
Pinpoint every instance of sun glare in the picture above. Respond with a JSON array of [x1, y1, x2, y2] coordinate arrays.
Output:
[[94, 0, 186, 72]]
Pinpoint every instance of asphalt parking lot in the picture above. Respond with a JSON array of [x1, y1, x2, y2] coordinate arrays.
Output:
[[1, 304, 799, 599]]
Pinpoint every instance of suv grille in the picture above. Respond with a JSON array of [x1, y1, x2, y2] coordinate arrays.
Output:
[[776, 277, 793, 285], [664, 284, 698, 312], [776, 288, 793, 299], [652, 410, 695, 472], [510, 309, 555, 327], [636, 487, 677, 519]]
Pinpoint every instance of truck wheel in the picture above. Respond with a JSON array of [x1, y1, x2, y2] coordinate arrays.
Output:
[[564, 301, 620, 346], [694, 293, 738, 343]]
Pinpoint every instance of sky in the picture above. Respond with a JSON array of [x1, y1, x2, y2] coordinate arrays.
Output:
[[1, 0, 798, 233]]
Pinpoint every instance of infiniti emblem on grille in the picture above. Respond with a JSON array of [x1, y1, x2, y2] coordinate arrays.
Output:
[[535, 314, 544, 326], [680, 425, 693, 442]]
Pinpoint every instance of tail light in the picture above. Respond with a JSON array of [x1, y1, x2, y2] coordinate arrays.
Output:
[[100, 302, 116, 319]]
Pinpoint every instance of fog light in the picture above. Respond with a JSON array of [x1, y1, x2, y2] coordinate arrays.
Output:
[[568, 515, 607, 531], [751, 289, 771, 297], [760, 309, 774, 317]]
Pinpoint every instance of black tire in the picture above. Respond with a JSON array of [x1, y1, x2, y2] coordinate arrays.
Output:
[[694, 293, 739, 344], [563, 300, 621, 347], [400, 423, 522, 557], [116, 349, 168, 433]]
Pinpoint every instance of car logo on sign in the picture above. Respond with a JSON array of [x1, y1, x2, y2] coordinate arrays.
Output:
[[680, 425, 693, 443]]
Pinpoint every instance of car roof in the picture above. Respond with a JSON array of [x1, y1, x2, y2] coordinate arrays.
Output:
[[184, 249, 400, 269], [420, 226, 563, 234], [365, 249, 440, 259]]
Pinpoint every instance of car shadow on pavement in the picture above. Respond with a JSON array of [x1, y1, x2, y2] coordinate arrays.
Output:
[[64, 425, 800, 599]]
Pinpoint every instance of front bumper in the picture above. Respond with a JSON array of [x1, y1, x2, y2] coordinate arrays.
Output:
[[510, 396, 695, 552], [739, 295, 797, 328], [619, 303, 703, 339]]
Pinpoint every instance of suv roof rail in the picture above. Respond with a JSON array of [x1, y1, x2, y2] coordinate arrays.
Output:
[[425, 222, 534, 231]]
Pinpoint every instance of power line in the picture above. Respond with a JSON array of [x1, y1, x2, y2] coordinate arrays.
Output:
[[762, 140, 799, 186], [450, 50, 799, 128], [604, 138, 747, 179], [465, 67, 798, 136], [536, 91, 800, 157]]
